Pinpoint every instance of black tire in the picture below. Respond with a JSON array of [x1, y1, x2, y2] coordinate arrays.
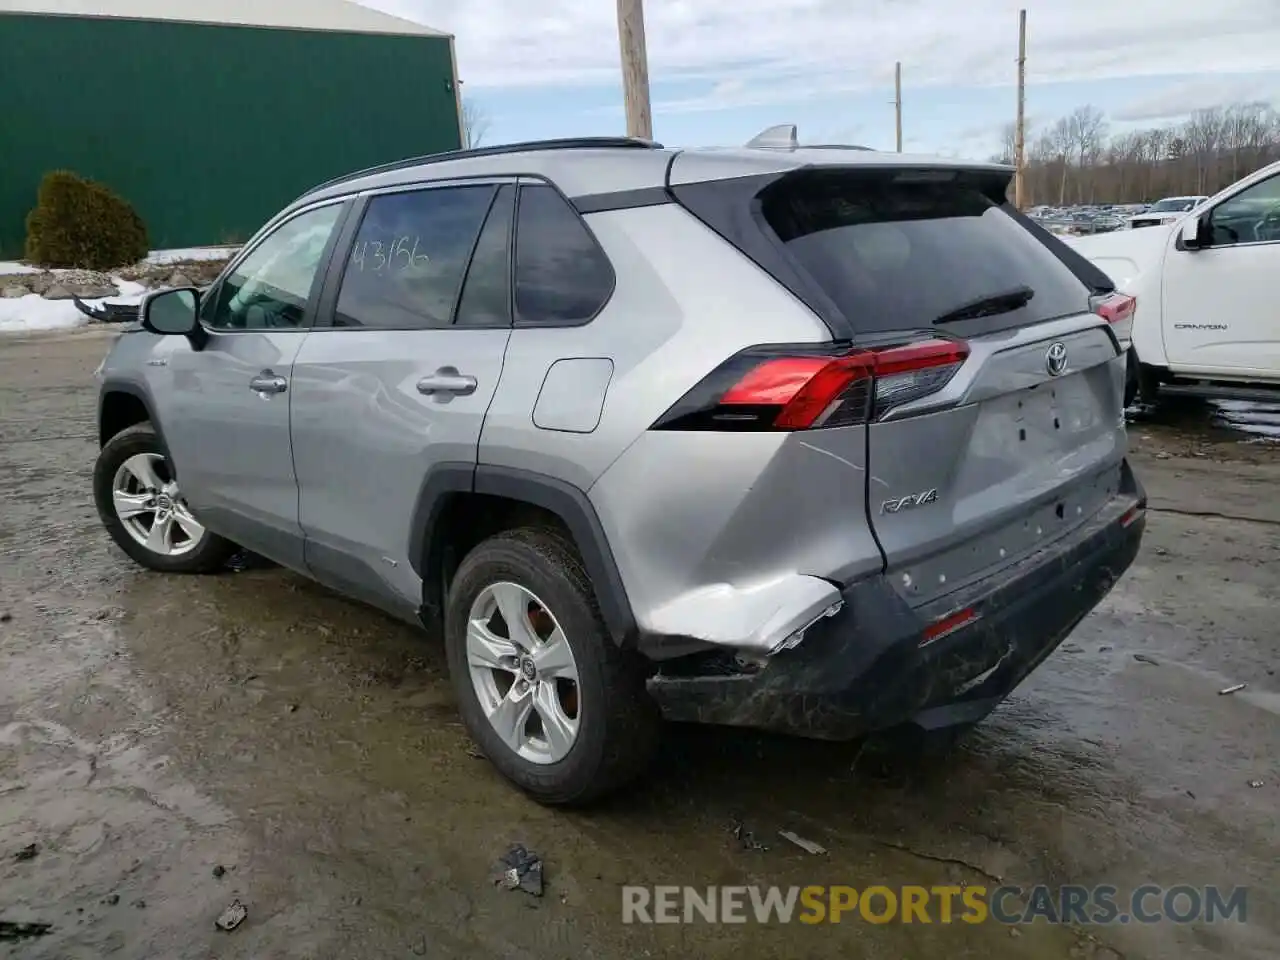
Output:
[[1136, 362, 1163, 407], [445, 527, 660, 805], [93, 423, 237, 574], [1124, 351, 1139, 408]]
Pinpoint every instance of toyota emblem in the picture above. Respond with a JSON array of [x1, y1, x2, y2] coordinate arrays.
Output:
[[1045, 341, 1068, 377]]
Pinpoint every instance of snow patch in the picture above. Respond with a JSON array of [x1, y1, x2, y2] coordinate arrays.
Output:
[[0, 277, 154, 334], [0, 261, 42, 276], [146, 246, 240, 265], [0, 294, 89, 334], [112, 279, 149, 303]]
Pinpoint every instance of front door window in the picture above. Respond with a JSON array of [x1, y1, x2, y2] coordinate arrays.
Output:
[[204, 203, 343, 330]]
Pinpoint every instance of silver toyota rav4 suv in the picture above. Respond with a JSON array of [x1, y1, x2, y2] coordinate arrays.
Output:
[[93, 127, 1146, 804]]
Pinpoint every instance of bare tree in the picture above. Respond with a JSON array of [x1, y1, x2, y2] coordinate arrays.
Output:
[[1184, 106, 1226, 194], [1017, 100, 1280, 206], [1065, 106, 1108, 202], [989, 122, 1018, 165], [461, 98, 490, 149], [1049, 116, 1073, 205]]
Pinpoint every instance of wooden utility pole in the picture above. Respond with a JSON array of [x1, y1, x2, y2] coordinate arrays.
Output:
[[894, 61, 903, 152], [1014, 9, 1027, 207], [616, 0, 653, 140]]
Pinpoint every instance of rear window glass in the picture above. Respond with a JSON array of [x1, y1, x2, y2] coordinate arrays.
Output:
[[514, 184, 614, 326], [759, 170, 1092, 335]]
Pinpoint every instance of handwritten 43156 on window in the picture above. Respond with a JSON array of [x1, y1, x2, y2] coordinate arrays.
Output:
[[351, 237, 432, 274]]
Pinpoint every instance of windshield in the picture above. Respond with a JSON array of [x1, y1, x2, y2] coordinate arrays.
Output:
[[757, 169, 1092, 336], [1149, 198, 1199, 213]]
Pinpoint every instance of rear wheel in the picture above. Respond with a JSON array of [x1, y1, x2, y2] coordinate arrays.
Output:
[[93, 423, 237, 573], [445, 528, 659, 805]]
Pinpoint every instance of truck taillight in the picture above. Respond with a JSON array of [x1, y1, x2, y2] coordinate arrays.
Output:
[[1093, 293, 1136, 326], [652, 339, 969, 431]]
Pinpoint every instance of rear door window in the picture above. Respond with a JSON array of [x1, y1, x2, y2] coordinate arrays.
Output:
[[757, 169, 1093, 336], [333, 185, 495, 330], [455, 185, 515, 327]]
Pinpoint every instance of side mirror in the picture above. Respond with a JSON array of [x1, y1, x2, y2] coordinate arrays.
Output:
[[1179, 214, 1209, 251], [142, 287, 200, 336]]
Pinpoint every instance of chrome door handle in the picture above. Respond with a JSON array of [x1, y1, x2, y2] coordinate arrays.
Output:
[[416, 367, 477, 397], [249, 372, 288, 394]]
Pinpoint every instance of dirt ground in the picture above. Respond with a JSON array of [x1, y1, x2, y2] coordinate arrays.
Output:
[[1, 330, 1277, 960]]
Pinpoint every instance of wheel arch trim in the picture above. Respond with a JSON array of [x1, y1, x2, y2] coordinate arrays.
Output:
[[98, 378, 168, 450], [409, 463, 638, 647]]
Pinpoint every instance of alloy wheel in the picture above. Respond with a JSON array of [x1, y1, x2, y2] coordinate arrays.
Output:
[[466, 581, 581, 764], [111, 453, 206, 557]]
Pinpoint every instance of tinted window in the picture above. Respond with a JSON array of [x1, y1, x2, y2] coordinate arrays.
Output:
[[1210, 174, 1280, 246], [204, 203, 342, 330], [334, 186, 494, 329], [455, 185, 514, 327], [514, 184, 613, 326], [759, 169, 1090, 335]]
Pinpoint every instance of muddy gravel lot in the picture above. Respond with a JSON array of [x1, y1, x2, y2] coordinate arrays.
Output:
[[1, 330, 1278, 960]]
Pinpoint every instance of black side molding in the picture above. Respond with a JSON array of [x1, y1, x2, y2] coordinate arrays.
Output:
[[572, 185, 673, 215], [475, 465, 637, 646], [408, 462, 638, 647], [407, 461, 478, 584], [98, 378, 167, 450]]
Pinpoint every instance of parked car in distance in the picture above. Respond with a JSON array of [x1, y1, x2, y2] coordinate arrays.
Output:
[[91, 127, 1146, 804], [1127, 195, 1208, 229], [1066, 160, 1280, 405]]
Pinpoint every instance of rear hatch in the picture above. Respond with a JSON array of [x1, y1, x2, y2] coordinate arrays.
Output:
[[671, 160, 1130, 607]]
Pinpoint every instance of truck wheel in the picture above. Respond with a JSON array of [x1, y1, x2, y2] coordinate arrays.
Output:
[[1124, 352, 1139, 408], [1136, 362, 1163, 406], [93, 423, 237, 573], [445, 527, 660, 805]]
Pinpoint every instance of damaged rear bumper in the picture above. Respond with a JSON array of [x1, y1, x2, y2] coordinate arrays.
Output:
[[647, 467, 1146, 740]]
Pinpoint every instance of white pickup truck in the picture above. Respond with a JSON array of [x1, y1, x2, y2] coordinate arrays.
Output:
[[1065, 160, 1280, 405]]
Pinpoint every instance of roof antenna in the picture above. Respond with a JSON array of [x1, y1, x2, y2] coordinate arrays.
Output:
[[745, 124, 799, 150]]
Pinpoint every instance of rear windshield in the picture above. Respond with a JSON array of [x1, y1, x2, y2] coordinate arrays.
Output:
[[758, 169, 1093, 336]]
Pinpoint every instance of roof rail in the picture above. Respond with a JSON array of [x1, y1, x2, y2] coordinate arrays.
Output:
[[302, 136, 664, 197]]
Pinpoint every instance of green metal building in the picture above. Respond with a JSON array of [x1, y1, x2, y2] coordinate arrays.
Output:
[[0, 0, 462, 256]]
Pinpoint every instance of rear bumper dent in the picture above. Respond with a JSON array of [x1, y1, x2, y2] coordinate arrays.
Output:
[[647, 463, 1146, 739], [645, 574, 844, 655]]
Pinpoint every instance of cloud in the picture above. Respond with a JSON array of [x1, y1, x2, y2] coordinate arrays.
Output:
[[1113, 76, 1280, 123], [359, 0, 1280, 99]]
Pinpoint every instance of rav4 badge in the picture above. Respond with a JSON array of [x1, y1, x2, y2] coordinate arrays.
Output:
[[881, 489, 939, 514]]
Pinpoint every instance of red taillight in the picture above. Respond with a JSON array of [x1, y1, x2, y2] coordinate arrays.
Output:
[[720, 356, 838, 405], [654, 338, 969, 431], [869, 340, 970, 420], [1120, 504, 1145, 528], [920, 606, 980, 646], [872, 339, 969, 376], [1093, 293, 1136, 326]]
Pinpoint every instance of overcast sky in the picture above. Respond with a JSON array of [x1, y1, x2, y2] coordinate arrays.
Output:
[[360, 0, 1280, 157]]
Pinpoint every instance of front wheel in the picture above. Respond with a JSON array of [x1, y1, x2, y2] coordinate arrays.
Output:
[[445, 528, 660, 805], [93, 423, 237, 573]]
